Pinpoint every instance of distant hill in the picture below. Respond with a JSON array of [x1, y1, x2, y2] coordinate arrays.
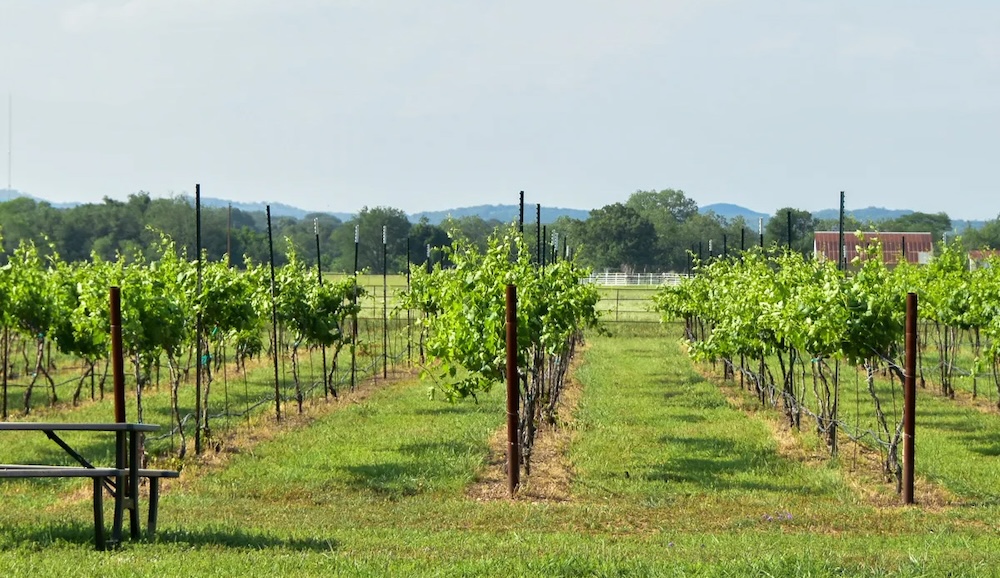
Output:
[[809, 206, 985, 231], [954, 219, 987, 232], [699, 203, 770, 224], [1, 188, 79, 209], [180, 195, 354, 222], [409, 204, 590, 225], [813, 206, 913, 222], [695, 204, 992, 233]]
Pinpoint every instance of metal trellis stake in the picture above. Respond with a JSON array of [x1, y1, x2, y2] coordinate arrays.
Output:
[[838, 191, 845, 270], [903, 292, 917, 504], [535, 204, 541, 267], [382, 225, 388, 380], [110, 287, 126, 425], [351, 225, 359, 391], [406, 237, 412, 364], [518, 191, 524, 234], [266, 206, 281, 421], [315, 218, 329, 399], [195, 184, 203, 454], [505, 284, 520, 496]]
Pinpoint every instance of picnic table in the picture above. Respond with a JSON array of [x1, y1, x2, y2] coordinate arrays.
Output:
[[0, 421, 178, 549]]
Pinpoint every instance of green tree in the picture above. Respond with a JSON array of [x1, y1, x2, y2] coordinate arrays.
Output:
[[440, 215, 502, 252], [546, 215, 587, 262], [626, 188, 698, 222], [276, 212, 342, 271], [963, 214, 1000, 249], [625, 189, 699, 270], [7, 240, 62, 412], [677, 212, 730, 264], [881, 212, 952, 242], [720, 215, 762, 255], [765, 207, 817, 256], [409, 218, 451, 268], [815, 214, 863, 233], [0, 197, 63, 260], [579, 203, 657, 272], [331, 206, 411, 274]]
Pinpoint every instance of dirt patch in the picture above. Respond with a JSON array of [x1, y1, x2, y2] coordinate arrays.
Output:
[[837, 435, 956, 510], [937, 384, 1000, 417], [466, 361, 584, 503]]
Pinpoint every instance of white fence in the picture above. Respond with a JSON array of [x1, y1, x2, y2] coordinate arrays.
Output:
[[584, 272, 689, 286]]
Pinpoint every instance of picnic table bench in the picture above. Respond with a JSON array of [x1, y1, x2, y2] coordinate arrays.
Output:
[[0, 422, 179, 550]]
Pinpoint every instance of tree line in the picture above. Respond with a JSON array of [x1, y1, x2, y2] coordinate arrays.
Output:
[[0, 193, 456, 273], [2, 190, 998, 273]]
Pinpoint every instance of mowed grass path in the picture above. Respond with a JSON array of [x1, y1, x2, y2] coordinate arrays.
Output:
[[2, 326, 1000, 576]]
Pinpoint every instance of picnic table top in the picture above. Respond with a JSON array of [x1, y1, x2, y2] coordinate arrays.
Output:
[[0, 422, 160, 432]]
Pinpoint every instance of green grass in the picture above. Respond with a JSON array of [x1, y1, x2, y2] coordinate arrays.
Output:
[[572, 334, 853, 511], [4, 324, 1000, 575], [595, 286, 662, 323], [828, 363, 1000, 504], [1, 318, 415, 465], [713, 331, 1000, 506]]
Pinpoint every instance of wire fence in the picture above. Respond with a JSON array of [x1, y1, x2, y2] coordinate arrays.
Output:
[[0, 280, 669, 459], [584, 271, 688, 286], [0, 307, 423, 461]]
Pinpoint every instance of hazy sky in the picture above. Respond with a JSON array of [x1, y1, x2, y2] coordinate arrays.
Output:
[[2, 1, 999, 219]]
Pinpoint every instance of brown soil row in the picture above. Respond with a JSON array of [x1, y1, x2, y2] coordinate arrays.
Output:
[[465, 365, 584, 503]]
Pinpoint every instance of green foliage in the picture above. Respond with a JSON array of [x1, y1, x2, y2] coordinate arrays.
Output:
[[401, 225, 599, 471], [962, 212, 1000, 249], [881, 211, 952, 242], [274, 244, 363, 348], [403, 226, 599, 401], [654, 238, 918, 367], [765, 207, 817, 256], [328, 206, 412, 274], [0, 223, 371, 420], [5, 240, 59, 337], [49, 258, 112, 362], [578, 203, 657, 272]]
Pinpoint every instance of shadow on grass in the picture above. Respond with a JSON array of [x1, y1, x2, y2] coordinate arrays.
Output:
[[2, 434, 118, 468], [654, 373, 709, 388], [157, 527, 339, 551], [669, 413, 706, 423], [916, 407, 982, 434], [959, 433, 1000, 457], [341, 441, 480, 498], [0, 523, 339, 551], [342, 462, 428, 498], [645, 434, 821, 495], [411, 406, 474, 416], [397, 440, 480, 456]]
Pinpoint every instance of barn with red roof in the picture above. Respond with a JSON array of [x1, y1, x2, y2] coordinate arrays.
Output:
[[813, 231, 934, 267]]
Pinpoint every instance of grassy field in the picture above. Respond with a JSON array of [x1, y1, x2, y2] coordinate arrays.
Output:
[[2, 324, 1000, 575], [328, 273, 666, 324], [594, 286, 661, 323]]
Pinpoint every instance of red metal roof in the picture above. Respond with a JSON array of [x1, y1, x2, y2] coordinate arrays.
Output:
[[813, 231, 933, 266], [968, 249, 1000, 261]]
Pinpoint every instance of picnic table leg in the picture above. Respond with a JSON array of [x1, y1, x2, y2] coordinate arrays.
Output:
[[93, 477, 106, 551], [129, 430, 141, 540], [147, 478, 160, 539], [112, 431, 126, 545]]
